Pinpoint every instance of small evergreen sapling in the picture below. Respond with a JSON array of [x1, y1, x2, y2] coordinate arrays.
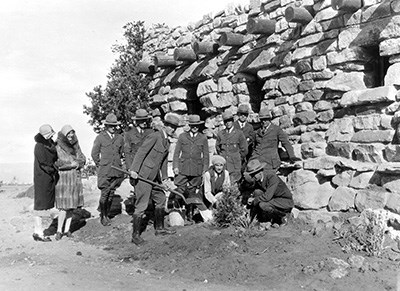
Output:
[[213, 184, 250, 228]]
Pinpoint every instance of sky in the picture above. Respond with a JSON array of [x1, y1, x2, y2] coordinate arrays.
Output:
[[0, 0, 248, 182]]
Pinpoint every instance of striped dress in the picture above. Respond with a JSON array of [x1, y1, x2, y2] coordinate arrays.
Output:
[[55, 133, 86, 209]]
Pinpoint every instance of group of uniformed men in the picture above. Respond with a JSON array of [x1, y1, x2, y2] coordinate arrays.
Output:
[[91, 104, 301, 245]]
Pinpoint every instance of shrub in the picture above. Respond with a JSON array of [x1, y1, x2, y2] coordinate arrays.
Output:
[[213, 184, 250, 228]]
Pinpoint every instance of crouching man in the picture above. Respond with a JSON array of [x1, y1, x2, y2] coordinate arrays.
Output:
[[243, 159, 293, 227]]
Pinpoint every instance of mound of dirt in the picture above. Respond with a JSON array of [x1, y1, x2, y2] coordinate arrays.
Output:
[[73, 213, 399, 290]]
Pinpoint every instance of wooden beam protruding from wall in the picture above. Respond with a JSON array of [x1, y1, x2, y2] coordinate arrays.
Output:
[[137, 61, 156, 74], [247, 18, 276, 35], [285, 6, 313, 25], [154, 54, 176, 68], [331, 0, 363, 12], [173, 48, 197, 62], [192, 41, 219, 55], [219, 32, 245, 46]]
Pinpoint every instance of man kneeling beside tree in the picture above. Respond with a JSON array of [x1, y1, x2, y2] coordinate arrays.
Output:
[[243, 159, 293, 227]]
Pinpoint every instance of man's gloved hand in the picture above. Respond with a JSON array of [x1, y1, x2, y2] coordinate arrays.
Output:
[[173, 168, 179, 175], [247, 197, 255, 205], [162, 179, 175, 191], [243, 172, 253, 183], [130, 171, 138, 179]]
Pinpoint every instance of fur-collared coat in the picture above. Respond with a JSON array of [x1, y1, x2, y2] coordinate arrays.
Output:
[[55, 131, 86, 209], [33, 133, 58, 210]]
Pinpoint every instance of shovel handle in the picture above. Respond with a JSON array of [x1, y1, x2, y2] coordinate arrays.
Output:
[[111, 166, 187, 203]]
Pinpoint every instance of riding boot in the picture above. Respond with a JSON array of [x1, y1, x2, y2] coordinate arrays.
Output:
[[100, 202, 110, 226], [131, 214, 146, 246], [154, 208, 176, 236], [105, 199, 113, 224]]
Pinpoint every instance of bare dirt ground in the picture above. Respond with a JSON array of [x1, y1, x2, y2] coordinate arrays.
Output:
[[1, 182, 399, 291]]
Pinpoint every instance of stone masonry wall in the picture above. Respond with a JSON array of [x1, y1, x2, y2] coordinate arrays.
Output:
[[140, 0, 400, 219]]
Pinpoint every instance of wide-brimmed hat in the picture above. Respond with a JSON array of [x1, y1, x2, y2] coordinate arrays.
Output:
[[245, 159, 266, 175], [258, 108, 272, 120], [104, 113, 121, 126], [188, 114, 204, 126], [211, 155, 226, 165], [237, 104, 249, 115], [61, 124, 74, 136], [222, 110, 234, 121], [133, 109, 151, 120], [164, 114, 180, 127], [39, 124, 55, 140]]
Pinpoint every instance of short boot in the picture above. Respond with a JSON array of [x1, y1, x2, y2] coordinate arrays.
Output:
[[154, 208, 176, 236], [131, 214, 146, 246], [100, 202, 110, 226]]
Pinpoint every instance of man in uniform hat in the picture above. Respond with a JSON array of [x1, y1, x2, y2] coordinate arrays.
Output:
[[244, 159, 294, 227], [124, 109, 153, 169], [251, 108, 299, 171], [233, 104, 255, 170], [216, 110, 248, 183], [173, 114, 209, 221], [129, 114, 180, 245], [91, 113, 125, 226]]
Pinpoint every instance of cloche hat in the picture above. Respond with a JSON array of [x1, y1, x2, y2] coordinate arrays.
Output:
[[211, 155, 226, 165], [39, 124, 55, 140], [61, 124, 74, 136]]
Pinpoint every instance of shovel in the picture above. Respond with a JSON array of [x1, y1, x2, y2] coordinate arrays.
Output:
[[111, 166, 187, 204]]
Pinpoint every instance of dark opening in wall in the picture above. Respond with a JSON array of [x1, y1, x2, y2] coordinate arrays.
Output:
[[185, 84, 206, 119], [364, 45, 390, 87], [247, 78, 264, 113]]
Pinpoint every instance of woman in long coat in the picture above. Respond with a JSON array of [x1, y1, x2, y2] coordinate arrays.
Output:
[[54, 125, 86, 240], [33, 124, 58, 242]]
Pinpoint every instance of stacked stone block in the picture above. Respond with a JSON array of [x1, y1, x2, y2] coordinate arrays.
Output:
[[138, 0, 400, 218]]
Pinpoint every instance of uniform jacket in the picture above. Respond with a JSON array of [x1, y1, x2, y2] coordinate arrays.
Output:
[[233, 121, 255, 145], [173, 132, 209, 176], [130, 130, 169, 181], [251, 123, 295, 170], [216, 128, 248, 172], [124, 126, 153, 169], [252, 170, 293, 208], [91, 130, 124, 179], [33, 133, 58, 210]]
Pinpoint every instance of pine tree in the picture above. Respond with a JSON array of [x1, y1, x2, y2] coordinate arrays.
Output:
[[84, 21, 151, 132], [213, 184, 250, 228]]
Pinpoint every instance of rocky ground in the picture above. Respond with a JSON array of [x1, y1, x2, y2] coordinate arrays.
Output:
[[1, 180, 399, 291]]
